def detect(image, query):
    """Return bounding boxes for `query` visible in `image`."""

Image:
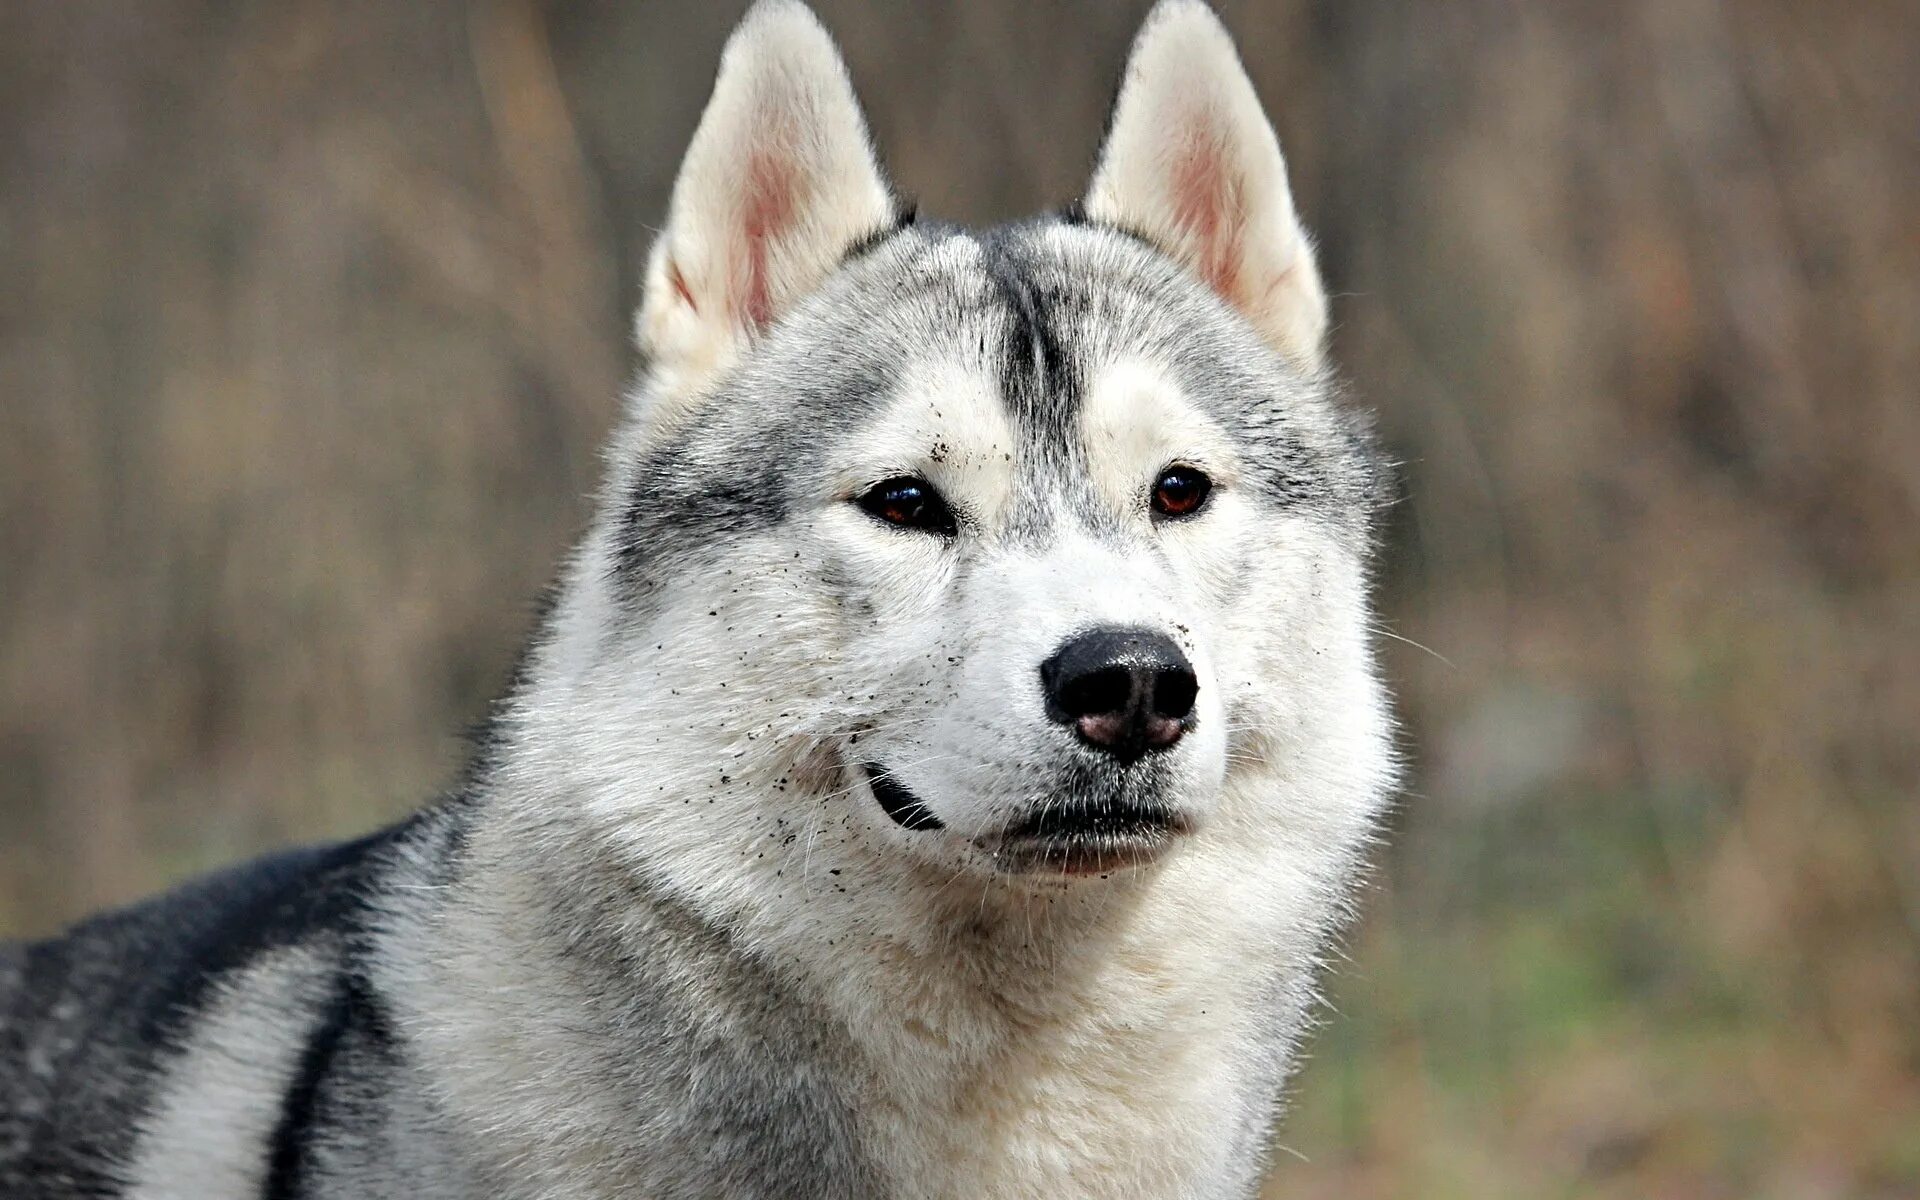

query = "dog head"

[534,1,1390,887]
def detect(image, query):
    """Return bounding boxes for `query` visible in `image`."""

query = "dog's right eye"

[854,476,958,536]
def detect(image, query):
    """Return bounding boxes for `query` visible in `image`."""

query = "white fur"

[1086,0,1328,368]
[126,947,331,1199]
[635,0,894,429]
[459,309,1390,1198]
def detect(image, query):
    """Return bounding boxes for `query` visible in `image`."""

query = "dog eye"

[1151,465,1212,518]
[854,476,957,536]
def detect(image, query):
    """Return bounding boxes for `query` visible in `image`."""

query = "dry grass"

[2,2,1915,1194]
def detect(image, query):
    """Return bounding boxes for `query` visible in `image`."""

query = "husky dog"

[0,2,1394,1196]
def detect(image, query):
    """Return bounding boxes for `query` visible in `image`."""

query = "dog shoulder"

[0,811,455,1196]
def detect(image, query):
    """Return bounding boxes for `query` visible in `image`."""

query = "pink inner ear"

[1169,123,1247,305]
[738,149,799,329]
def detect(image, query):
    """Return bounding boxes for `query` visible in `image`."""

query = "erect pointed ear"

[637,0,894,404]
[1084,0,1327,369]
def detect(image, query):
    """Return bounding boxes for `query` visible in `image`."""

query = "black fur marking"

[616,457,791,587]
[128,826,402,1056]
[612,350,900,597]
[977,228,1126,545]
[263,972,397,1199]
[979,233,1077,436]
[0,819,424,1197]
[975,232,1089,541]
[263,983,353,1198]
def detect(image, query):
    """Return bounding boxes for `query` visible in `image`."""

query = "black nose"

[1039,627,1198,762]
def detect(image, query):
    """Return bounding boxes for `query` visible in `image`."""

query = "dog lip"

[1000,800,1189,843]
[863,763,944,831]
[992,801,1192,876]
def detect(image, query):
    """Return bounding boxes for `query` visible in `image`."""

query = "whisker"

[1368,623,1454,668]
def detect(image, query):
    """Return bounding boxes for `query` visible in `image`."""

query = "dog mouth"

[995,800,1191,875]
[863,763,944,831]
[864,761,1188,876]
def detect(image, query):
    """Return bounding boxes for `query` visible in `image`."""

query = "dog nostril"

[1152,667,1198,721]
[1039,626,1197,761]
[1056,665,1134,722]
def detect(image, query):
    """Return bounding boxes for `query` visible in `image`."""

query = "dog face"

[547,1,1386,886]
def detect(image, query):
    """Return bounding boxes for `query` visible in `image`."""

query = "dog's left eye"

[854,476,958,536]
[1151,465,1213,518]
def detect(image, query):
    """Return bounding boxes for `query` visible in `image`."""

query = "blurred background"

[3,1,1916,1195]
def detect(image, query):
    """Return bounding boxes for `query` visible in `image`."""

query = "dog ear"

[637,0,894,407]
[1084,0,1327,369]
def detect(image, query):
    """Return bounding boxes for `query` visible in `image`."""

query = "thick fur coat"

[0,3,1396,1197]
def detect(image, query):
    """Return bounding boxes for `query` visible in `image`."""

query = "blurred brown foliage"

[2,2,1915,1195]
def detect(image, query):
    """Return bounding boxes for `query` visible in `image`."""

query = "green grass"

[1267,788,1920,1199]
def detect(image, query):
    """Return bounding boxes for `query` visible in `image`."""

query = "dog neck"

[440,764,1313,1198]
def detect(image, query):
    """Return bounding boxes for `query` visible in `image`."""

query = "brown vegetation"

[2,2,1914,1194]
